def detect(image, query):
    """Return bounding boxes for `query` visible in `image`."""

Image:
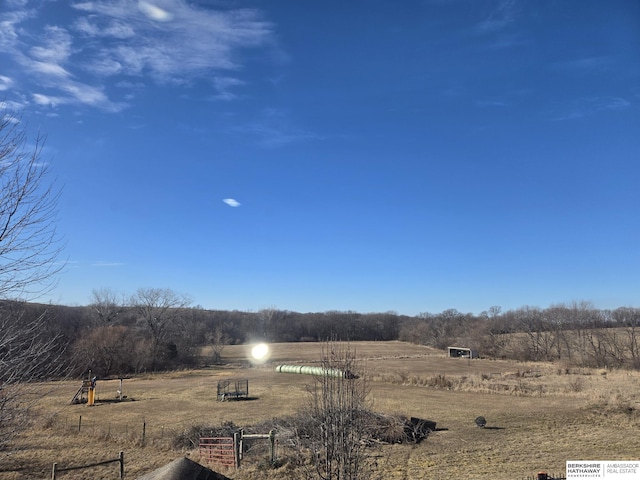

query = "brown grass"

[2,341,639,480]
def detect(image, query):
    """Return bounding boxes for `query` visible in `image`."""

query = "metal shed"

[447,346,479,359]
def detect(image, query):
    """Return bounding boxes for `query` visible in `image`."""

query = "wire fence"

[38,412,178,449]
[51,452,124,479]
[37,412,570,479]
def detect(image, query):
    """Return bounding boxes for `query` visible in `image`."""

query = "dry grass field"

[2,341,640,480]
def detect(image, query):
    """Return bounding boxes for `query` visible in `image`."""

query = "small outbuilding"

[447,346,479,359]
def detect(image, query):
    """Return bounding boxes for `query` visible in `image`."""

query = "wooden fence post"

[119,451,124,479]
[233,431,241,468]
[51,462,57,480]
[269,429,276,465]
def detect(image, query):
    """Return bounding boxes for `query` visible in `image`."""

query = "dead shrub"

[567,376,585,393]
[427,374,453,389]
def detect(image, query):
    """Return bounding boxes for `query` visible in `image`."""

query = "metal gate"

[199,437,237,468]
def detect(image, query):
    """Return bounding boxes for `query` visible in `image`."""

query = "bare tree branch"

[0,111,64,300]
[301,340,374,480]
[130,288,192,369]
[0,302,66,449]
[0,107,65,449]
[89,287,125,325]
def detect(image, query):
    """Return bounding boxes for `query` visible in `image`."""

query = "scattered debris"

[403,416,437,443]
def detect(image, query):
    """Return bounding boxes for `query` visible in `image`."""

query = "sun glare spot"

[251,343,269,360]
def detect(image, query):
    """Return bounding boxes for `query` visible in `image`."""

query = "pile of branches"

[174,411,436,452]
[366,412,436,444]
[249,411,435,446]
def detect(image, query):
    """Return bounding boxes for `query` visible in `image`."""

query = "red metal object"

[199,437,236,468]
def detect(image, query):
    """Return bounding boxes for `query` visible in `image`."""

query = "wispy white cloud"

[475,100,510,108]
[476,0,518,33]
[0,9,33,52]
[0,75,14,90]
[223,198,241,207]
[1,0,276,111]
[30,61,71,78]
[32,84,123,112]
[210,76,246,101]
[552,96,631,121]
[71,1,275,80]
[90,261,125,267]
[0,100,26,115]
[469,1,527,53]
[244,123,320,148]
[32,93,65,107]
[86,57,124,77]
[29,25,72,64]
[552,56,612,73]
[235,108,322,148]
[74,16,135,39]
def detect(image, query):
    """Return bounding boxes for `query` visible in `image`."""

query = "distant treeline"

[5,292,640,377]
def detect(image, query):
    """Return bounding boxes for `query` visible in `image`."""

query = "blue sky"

[1,0,639,315]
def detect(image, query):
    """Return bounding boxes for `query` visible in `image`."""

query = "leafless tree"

[72,325,138,377]
[258,307,286,340]
[206,324,229,364]
[130,287,192,369]
[89,287,125,326]
[583,328,624,369]
[0,111,64,299]
[302,341,374,480]
[613,307,640,369]
[512,306,553,361]
[0,109,64,449]
[0,303,65,448]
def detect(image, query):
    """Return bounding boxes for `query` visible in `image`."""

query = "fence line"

[39,412,569,479]
[51,451,124,479]
[43,414,150,444]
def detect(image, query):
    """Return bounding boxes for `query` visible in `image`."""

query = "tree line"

[8,293,640,379]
